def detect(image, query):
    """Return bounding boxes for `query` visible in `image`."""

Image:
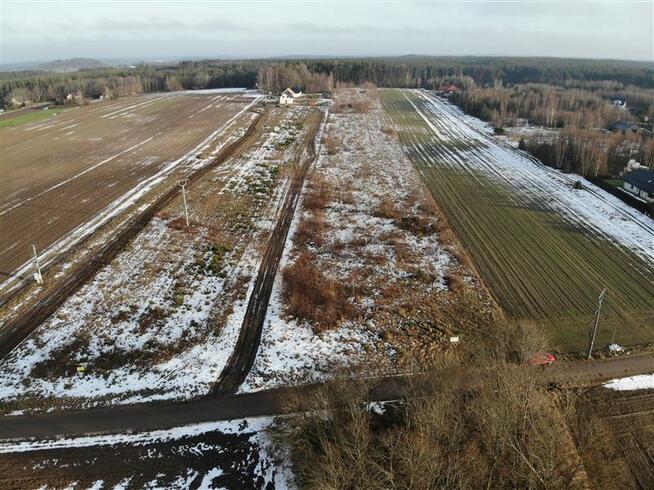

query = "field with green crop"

[381,89,654,352]
[0,108,68,128]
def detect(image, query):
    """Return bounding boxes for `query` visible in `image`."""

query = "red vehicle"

[529,352,556,367]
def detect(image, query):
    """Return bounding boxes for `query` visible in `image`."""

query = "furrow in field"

[381,88,654,351]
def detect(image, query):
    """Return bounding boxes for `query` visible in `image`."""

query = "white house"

[612,98,627,110]
[279,88,301,105]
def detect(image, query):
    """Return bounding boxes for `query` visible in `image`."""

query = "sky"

[1,1,652,64]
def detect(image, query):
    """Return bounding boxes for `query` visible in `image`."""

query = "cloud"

[2,1,651,63]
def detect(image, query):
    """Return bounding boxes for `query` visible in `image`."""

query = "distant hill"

[38,58,104,73]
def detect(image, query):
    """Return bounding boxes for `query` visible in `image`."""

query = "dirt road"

[212,109,325,394]
[0,354,651,441]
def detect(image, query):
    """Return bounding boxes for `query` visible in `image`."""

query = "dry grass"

[302,174,332,211]
[282,252,356,333]
[293,212,326,248]
[323,131,339,155]
[373,196,401,221]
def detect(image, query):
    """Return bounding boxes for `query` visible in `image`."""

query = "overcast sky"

[2,1,652,64]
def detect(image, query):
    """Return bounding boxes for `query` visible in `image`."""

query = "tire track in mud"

[0,108,267,360]
[211,109,326,395]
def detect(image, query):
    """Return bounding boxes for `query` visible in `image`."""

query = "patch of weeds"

[30,336,92,380]
[408,267,435,284]
[139,305,169,330]
[275,136,296,150]
[208,243,232,275]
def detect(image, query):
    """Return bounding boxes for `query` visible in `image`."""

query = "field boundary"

[0,108,266,360]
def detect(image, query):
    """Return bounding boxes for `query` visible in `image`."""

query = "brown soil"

[0,94,251,283]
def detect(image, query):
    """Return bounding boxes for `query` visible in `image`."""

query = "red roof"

[441,84,459,93]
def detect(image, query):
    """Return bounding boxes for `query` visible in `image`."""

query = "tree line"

[0,61,259,108]
[3,56,653,109]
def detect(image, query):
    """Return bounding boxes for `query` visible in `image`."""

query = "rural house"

[612,98,627,110]
[608,119,638,134]
[279,88,301,105]
[623,167,654,202]
[439,83,460,95]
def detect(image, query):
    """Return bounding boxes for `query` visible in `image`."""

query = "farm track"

[381,89,654,350]
[0,94,252,294]
[0,352,651,441]
[0,108,266,360]
[212,109,325,394]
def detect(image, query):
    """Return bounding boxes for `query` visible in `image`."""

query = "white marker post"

[31,244,43,284]
[178,179,190,227]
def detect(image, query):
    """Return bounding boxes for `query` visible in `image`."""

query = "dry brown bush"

[293,212,325,247]
[166,217,188,230]
[324,132,339,155]
[282,252,355,333]
[303,175,332,211]
[381,125,398,140]
[373,196,400,221]
[443,272,465,293]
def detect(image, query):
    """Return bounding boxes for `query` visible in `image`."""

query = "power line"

[587,288,607,360]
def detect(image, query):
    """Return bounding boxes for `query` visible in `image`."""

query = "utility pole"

[178,179,189,227]
[587,288,607,360]
[31,244,43,284]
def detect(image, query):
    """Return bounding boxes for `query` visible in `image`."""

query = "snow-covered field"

[0,107,312,412]
[241,91,490,393]
[414,90,654,263]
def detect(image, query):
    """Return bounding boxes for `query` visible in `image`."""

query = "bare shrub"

[471,320,549,364]
[278,357,584,489]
